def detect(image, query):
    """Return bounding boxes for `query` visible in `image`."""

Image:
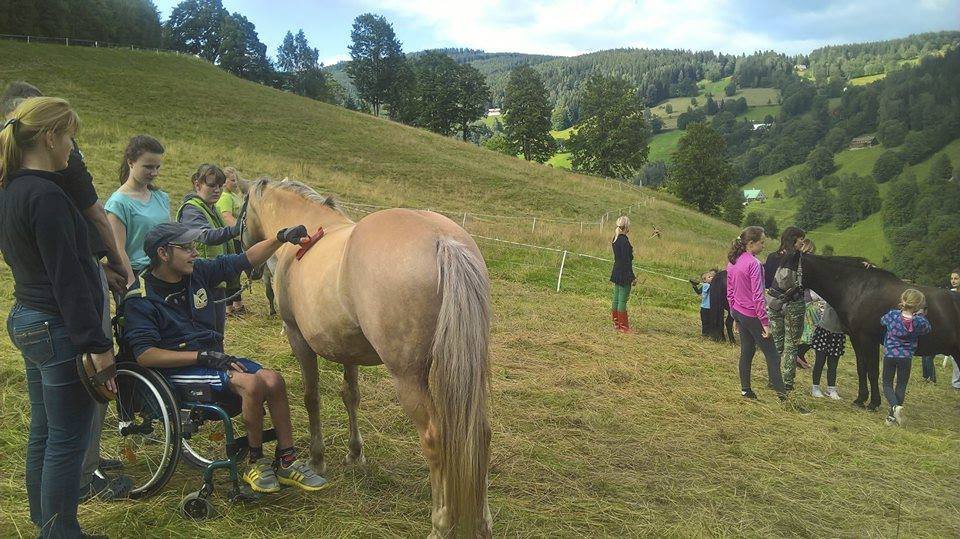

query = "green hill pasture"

[744,139,960,263]
[1,41,959,538]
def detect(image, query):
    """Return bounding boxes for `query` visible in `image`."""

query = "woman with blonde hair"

[216,166,247,315]
[0,97,114,538]
[609,215,637,333]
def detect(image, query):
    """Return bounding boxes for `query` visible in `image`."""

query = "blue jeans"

[7,304,94,538]
[921,355,936,382]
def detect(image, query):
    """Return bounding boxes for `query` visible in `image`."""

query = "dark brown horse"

[711,254,960,410]
[799,254,960,410]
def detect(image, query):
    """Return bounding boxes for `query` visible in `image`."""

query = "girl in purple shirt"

[726,226,787,399]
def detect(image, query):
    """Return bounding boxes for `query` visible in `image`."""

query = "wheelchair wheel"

[181,413,260,468]
[181,426,232,468]
[101,363,181,499]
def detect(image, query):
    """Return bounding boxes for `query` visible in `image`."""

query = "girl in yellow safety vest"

[176,163,241,335]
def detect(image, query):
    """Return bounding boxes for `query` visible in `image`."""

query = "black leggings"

[812,350,839,386]
[731,310,785,393]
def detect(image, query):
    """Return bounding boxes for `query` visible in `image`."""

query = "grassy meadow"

[1,41,960,538]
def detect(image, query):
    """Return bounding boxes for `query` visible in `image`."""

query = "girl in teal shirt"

[105,135,169,277]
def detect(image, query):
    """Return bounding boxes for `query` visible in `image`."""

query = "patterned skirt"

[811,326,845,357]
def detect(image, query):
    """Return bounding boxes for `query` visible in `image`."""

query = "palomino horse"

[241,178,492,537]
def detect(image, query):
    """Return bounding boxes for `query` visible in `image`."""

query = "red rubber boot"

[617,311,634,334]
[611,309,619,329]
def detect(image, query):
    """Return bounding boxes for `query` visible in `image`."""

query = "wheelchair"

[101,306,275,519]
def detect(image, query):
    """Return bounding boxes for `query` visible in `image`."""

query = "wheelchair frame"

[110,309,275,519]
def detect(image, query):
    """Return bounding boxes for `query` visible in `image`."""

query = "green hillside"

[2,41,959,538]
[743,139,960,262]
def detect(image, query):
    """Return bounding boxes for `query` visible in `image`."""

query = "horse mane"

[812,254,899,280]
[254,177,344,214]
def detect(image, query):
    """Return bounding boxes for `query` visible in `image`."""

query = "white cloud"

[362,0,772,55]
[358,0,958,56]
[322,54,351,67]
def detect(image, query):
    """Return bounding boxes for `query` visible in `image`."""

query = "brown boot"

[617,311,634,333]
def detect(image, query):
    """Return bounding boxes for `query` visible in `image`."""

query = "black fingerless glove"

[277,225,309,244]
[197,350,238,370]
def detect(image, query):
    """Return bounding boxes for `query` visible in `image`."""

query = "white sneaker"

[893,405,904,426]
[811,385,825,398]
[826,386,841,400]
[884,415,896,427]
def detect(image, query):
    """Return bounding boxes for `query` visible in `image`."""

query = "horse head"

[240,178,271,251]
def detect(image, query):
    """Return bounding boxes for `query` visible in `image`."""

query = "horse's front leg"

[284,322,326,474]
[865,340,882,411]
[340,364,365,465]
[849,335,869,408]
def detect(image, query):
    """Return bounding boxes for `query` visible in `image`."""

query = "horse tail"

[429,236,491,535]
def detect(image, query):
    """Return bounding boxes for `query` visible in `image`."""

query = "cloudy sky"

[153,0,959,65]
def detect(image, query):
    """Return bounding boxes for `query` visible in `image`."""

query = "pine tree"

[346,13,405,116]
[502,64,555,162]
[453,64,490,141]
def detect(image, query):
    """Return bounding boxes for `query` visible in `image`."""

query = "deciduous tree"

[568,75,648,178]
[668,123,731,214]
[347,13,405,116]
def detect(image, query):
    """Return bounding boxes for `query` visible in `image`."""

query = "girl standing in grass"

[880,289,932,426]
[105,135,169,280]
[921,268,959,385]
[215,166,247,316]
[809,290,845,400]
[609,215,636,333]
[764,226,806,390]
[726,226,786,399]
[690,269,717,337]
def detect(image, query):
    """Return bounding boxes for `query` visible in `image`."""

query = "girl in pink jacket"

[726,226,787,400]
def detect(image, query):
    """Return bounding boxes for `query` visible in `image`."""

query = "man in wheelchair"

[122,222,328,493]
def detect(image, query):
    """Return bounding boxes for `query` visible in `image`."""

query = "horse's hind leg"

[393,376,450,538]
[341,364,365,465]
[284,322,326,474]
[863,339,882,411]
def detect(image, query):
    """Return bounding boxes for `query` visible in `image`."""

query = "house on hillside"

[849,135,878,149]
[486,108,501,117]
[795,64,807,71]
[752,122,772,131]
[743,189,765,203]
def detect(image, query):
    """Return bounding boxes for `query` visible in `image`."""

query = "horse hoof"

[311,460,327,476]
[343,453,366,466]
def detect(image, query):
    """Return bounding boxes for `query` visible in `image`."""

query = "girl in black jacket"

[610,216,637,333]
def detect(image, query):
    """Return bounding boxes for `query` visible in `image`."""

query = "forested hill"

[805,31,960,81]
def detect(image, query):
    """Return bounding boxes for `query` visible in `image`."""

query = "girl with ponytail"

[726,226,788,400]
[104,135,169,278]
[609,215,637,333]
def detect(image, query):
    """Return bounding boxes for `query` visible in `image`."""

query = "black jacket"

[0,169,112,353]
[610,234,636,286]
[763,251,782,289]
[50,143,107,258]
